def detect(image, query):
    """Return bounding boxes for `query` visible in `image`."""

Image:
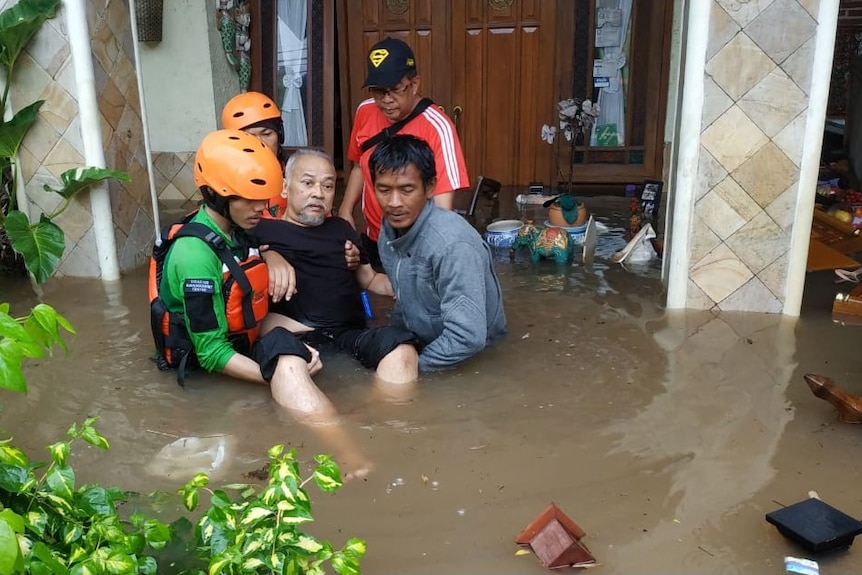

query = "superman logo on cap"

[369,49,389,68]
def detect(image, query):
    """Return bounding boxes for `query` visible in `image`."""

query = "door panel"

[338,0,671,187]
[452,0,555,186]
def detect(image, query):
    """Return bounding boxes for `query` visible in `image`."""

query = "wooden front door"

[337,1,672,187]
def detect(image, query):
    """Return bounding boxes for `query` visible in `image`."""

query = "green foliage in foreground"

[0,302,366,573]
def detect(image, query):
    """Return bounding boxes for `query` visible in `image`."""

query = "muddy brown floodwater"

[2,194,862,574]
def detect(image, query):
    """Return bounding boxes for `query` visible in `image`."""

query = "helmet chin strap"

[201,187,236,227]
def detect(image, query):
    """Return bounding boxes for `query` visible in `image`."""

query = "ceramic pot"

[548,202,588,227]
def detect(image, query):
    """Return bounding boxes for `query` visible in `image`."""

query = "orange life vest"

[148,212,269,385]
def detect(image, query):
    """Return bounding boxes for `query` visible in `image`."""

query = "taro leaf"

[76,485,115,516]
[45,464,75,501]
[43,167,130,200]
[0,100,42,158]
[0,463,30,493]
[0,339,27,393]
[0,0,60,72]
[0,518,22,575]
[5,211,64,285]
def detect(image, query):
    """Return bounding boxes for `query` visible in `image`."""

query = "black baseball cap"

[363,37,417,88]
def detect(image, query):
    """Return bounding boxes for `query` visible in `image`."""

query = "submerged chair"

[455,175,501,218]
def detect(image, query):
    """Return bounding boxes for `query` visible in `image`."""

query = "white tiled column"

[667,0,839,314]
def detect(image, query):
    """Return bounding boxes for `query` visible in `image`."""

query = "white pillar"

[64,0,119,281]
[665,1,710,309]
[783,0,840,315]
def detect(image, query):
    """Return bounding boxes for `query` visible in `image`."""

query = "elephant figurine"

[529,226,574,264]
[509,220,540,254]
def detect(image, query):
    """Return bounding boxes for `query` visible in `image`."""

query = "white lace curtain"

[277,0,308,146]
[590,0,632,147]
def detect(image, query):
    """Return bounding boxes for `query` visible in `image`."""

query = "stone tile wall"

[10,0,154,277]
[688,0,821,311]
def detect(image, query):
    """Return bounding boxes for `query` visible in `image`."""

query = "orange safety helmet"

[193,129,282,201]
[221,92,281,131]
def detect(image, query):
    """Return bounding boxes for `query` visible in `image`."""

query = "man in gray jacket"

[370,134,507,371]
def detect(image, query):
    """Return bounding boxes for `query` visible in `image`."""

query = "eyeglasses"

[368,81,412,99]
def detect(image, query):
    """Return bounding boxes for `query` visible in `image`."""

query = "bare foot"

[340,456,374,483]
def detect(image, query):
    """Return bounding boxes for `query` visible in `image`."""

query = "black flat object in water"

[766,498,862,553]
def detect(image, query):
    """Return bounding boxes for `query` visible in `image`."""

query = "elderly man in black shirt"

[249,148,419,385]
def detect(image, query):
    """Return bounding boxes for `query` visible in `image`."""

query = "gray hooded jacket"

[379,200,507,371]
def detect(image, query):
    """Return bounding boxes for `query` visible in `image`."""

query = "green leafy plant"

[0,418,173,574]
[180,445,365,575]
[0,302,73,394]
[0,0,131,283]
[1,301,366,574]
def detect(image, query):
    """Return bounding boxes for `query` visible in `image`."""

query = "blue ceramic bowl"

[484,220,523,248]
[544,220,588,243]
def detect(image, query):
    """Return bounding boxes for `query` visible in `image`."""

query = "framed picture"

[640,180,663,227]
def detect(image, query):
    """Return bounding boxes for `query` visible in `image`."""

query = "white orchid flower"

[541,124,557,144]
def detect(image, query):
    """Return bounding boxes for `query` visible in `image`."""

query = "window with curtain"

[277,0,308,147]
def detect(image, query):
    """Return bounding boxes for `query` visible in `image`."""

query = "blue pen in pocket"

[360,290,374,319]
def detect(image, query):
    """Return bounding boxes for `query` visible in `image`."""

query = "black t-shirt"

[249,217,368,329]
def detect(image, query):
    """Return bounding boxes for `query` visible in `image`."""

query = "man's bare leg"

[376,343,418,384]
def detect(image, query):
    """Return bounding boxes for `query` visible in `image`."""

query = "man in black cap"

[337,37,469,270]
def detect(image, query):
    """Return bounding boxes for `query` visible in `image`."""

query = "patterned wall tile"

[43,138,85,179]
[746,0,816,64]
[781,36,815,95]
[696,176,763,239]
[708,2,741,62]
[691,243,754,303]
[716,0,777,28]
[691,217,723,264]
[707,33,776,100]
[54,198,94,245]
[22,118,61,165]
[99,77,126,129]
[59,226,100,278]
[725,211,788,274]
[797,0,819,17]
[687,278,719,310]
[731,142,799,208]
[738,68,808,137]
[39,82,77,135]
[717,276,783,312]
[764,183,800,231]
[772,111,807,167]
[696,147,728,200]
[702,76,734,130]
[27,18,69,78]
[702,106,769,172]
[759,251,790,300]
